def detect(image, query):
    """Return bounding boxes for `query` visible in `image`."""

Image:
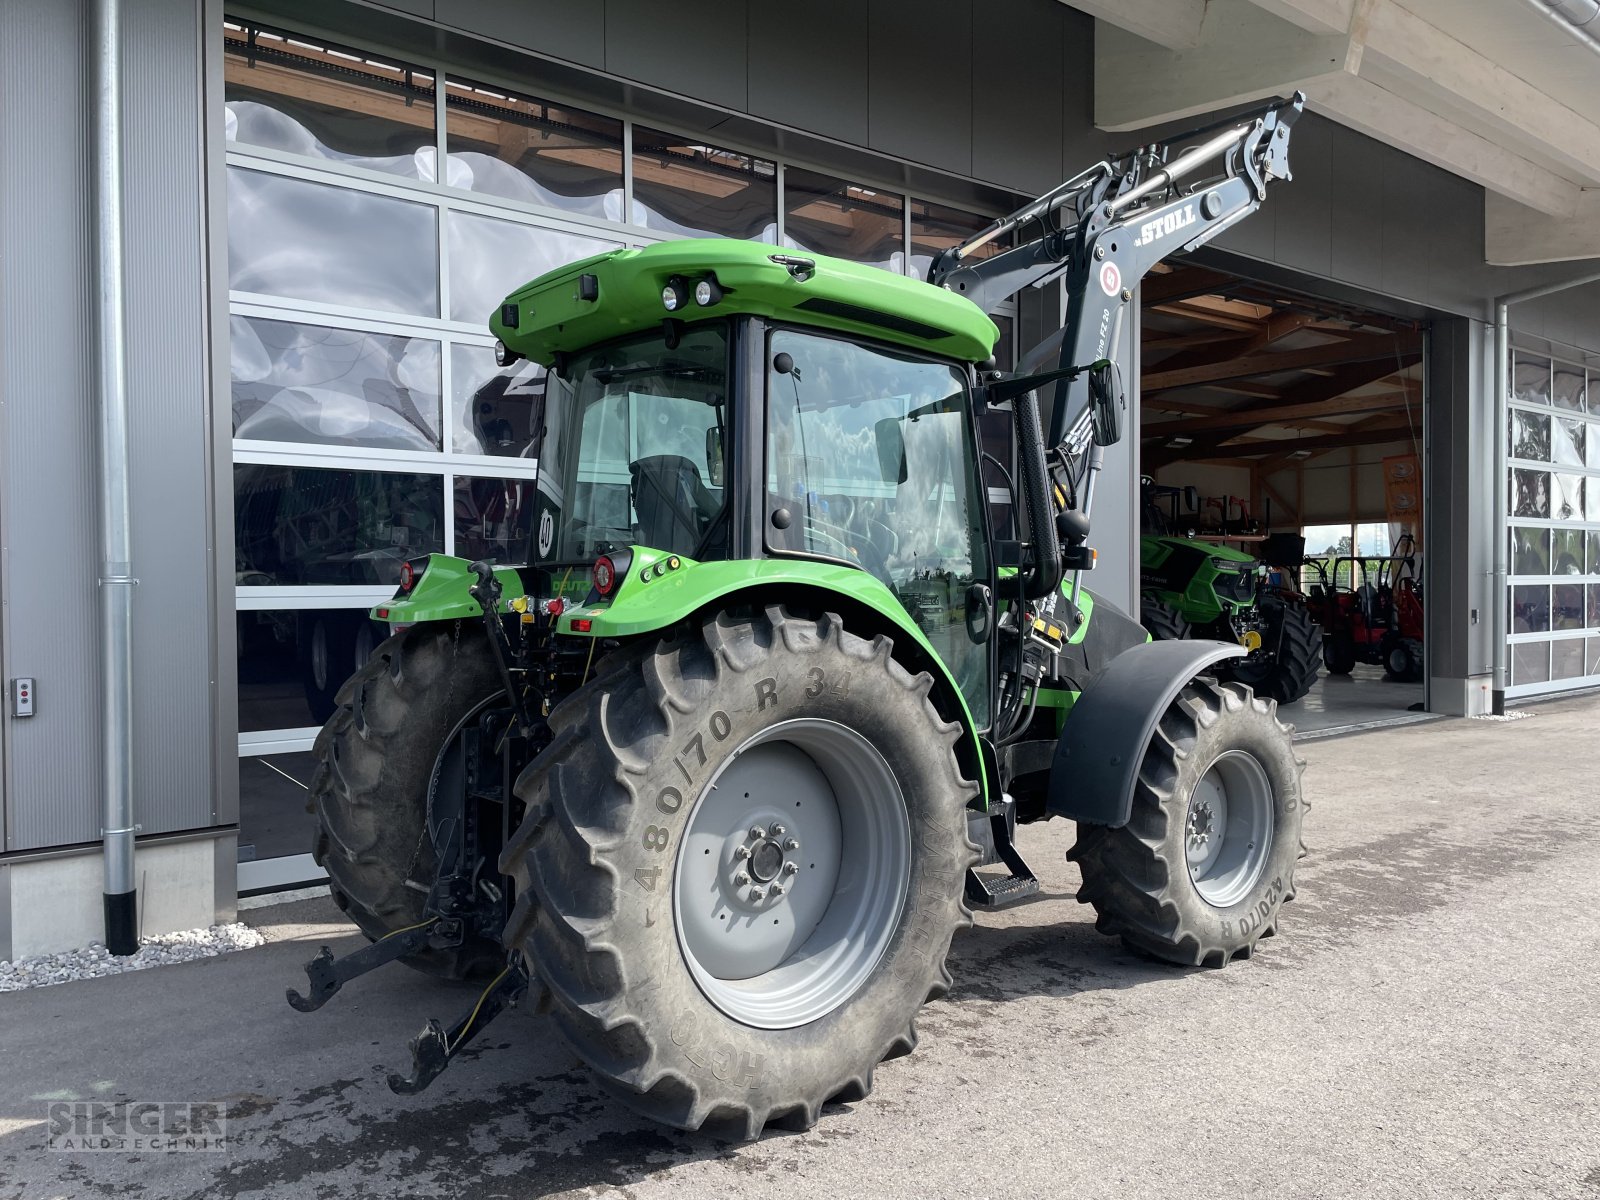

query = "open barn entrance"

[1139,263,1429,734]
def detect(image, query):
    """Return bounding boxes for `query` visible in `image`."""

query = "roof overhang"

[1068,0,1600,265]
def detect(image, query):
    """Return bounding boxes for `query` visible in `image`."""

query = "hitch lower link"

[286,919,530,1095]
[387,964,528,1095]
[286,919,457,1012]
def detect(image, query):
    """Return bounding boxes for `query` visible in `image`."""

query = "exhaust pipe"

[90,0,138,956]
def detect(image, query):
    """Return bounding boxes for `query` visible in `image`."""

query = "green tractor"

[290,96,1310,1136]
[1139,482,1321,705]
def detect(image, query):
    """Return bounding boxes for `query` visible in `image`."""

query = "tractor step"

[966,869,1041,907]
[965,795,1040,908]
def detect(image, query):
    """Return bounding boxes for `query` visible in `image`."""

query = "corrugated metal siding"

[122,0,217,836]
[0,0,215,851]
[0,0,103,851]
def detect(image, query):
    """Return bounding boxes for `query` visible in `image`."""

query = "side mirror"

[874,417,908,484]
[1088,360,1124,447]
[706,426,725,487]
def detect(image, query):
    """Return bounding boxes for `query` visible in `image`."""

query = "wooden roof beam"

[1143,332,1422,392]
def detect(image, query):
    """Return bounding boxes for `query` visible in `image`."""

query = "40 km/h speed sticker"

[537,509,555,557]
[1099,261,1122,297]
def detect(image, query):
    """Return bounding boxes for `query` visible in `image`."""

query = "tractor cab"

[492,239,1002,725]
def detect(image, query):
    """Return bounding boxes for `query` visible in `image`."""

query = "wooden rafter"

[1143,332,1423,393]
[1141,386,1421,439]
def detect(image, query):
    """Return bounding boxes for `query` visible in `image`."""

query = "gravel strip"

[0,923,266,992]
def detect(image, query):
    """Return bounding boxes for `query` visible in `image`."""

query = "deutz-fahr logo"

[1133,202,1197,247]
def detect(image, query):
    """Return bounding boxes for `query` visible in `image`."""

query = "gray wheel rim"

[674,718,911,1030]
[1185,749,1275,908]
[1388,645,1409,674]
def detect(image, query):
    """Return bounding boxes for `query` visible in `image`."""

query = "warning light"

[572,618,593,633]
[375,607,390,619]
[593,555,617,596]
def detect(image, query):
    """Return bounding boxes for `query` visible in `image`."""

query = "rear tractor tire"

[502,607,978,1137]
[1069,678,1307,967]
[1139,595,1191,643]
[309,623,507,980]
[1224,600,1321,705]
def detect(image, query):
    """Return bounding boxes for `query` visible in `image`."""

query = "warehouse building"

[1,0,1598,957]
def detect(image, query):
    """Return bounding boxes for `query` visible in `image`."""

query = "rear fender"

[1046,639,1247,826]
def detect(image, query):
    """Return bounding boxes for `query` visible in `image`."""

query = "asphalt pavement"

[2,696,1598,1200]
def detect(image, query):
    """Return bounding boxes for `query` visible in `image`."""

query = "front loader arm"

[929,93,1304,445]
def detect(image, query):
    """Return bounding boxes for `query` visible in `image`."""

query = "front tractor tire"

[1069,678,1307,967]
[502,608,978,1137]
[309,623,506,980]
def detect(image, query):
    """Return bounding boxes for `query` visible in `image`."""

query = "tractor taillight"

[399,557,428,592]
[593,555,617,596]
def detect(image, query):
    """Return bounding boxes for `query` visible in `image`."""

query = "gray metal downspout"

[1491,270,1600,715]
[1524,0,1600,55]
[90,0,138,955]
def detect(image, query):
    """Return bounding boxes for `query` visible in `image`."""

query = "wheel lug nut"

[771,824,786,837]
[770,884,784,896]
[750,887,765,901]
[782,861,799,876]
[749,826,766,840]
[734,845,751,859]
[784,838,800,851]
[734,871,750,885]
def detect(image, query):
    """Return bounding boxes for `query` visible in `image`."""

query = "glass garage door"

[221,17,1014,888]
[1505,347,1600,698]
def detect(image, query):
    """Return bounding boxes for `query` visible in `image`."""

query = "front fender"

[1046,639,1247,826]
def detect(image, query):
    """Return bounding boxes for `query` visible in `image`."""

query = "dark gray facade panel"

[747,0,869,147]
[604,0,748,114]
[123,0,217,836]
[1062,16,1108,171]
[369,0,433,19]
[1,0,104,851]
[1378,151,1440,303]
[971,0,1068,195]
[1272,112,1332,280]
[1424,318,1483,681]
[1319,115,1388,298]
[1514,282,1600,354]
[434,0,605,68]
[867,0,972,177]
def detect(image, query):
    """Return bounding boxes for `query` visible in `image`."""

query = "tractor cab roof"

[489,238,999,367]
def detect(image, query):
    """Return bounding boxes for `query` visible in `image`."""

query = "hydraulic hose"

[1014,388,1064,599]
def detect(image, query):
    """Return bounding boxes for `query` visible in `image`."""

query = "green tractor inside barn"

[1139,481,1322,705]
[290,95,1310,1136]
